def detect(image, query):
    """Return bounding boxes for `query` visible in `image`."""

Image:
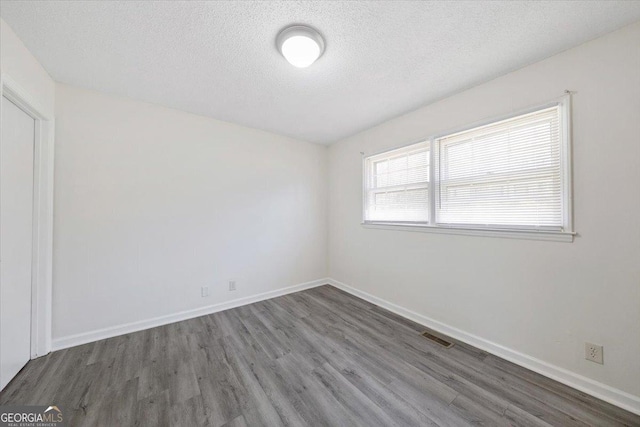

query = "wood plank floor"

[1,285,638,426]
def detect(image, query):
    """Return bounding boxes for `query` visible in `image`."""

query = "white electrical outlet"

[229,280,236,291]
[201,286,209,297]
[585,343,603,364]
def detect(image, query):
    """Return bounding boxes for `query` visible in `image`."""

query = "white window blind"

[435,106,564,230]
[364,142,429,223]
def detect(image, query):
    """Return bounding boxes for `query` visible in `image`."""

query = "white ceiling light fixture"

[276,25,325,68]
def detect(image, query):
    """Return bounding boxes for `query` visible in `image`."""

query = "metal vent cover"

[421,331,454,348]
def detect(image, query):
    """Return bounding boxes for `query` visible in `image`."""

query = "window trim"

[361,95,574,242]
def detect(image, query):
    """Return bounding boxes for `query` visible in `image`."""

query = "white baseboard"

[51,278,329,352]
[327,278,640,416]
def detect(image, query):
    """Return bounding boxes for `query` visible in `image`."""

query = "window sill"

[361,222,575,242]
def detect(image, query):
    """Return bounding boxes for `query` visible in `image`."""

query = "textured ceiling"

[2,1,640,144]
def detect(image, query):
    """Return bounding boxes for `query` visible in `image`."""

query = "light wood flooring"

[1,285,638,426]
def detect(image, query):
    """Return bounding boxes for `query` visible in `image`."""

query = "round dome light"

[276,25,325,68]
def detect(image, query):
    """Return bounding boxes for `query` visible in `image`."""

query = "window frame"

[361,95,574,242]
[363,141,431,225]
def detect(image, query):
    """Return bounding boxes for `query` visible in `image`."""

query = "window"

[363,99,572,240]
[364,142,429,223]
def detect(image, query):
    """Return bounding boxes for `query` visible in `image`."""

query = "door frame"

[1,73,54,359]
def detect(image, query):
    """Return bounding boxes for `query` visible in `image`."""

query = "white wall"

[53,84,328,341]
[328,21,640,408]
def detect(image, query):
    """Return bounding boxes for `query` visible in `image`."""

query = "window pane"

[368,188,429,222]
[364,142,429,223]
[435,106,563,229]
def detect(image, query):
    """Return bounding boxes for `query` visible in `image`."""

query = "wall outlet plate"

[201,286,209,297]
[229,280,236,291]
[585,342,603,364]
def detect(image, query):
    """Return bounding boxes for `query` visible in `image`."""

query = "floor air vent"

[421,331,454,348]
